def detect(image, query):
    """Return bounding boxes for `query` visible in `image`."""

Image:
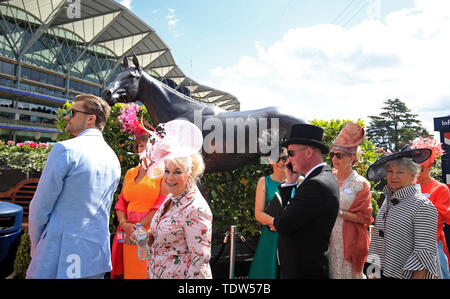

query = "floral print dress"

[148,186,213,279]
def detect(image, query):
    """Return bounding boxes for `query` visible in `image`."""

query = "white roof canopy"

[0,0,240,111]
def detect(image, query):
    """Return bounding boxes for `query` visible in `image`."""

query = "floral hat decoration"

[118,104,204,178]
[411,137,445,168]
[118,104,148,138]
[118,104,162,172]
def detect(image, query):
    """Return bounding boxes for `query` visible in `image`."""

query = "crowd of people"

[24,94,450,279]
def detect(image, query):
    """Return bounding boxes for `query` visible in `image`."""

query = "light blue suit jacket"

[26,129,121,279]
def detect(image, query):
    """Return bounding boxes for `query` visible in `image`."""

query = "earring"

[186,176,194,189]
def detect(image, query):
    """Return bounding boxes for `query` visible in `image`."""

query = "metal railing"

[211,225,255,279]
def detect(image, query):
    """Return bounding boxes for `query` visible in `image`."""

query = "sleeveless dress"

[329,170,366,279]
[122,166,162,279]
[248,176,282,279]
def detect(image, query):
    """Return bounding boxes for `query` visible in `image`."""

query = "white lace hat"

[141,119,203,178]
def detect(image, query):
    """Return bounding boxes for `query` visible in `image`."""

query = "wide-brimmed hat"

[367,145,432,181]
[282,123,329,154]
[332,122,365,154]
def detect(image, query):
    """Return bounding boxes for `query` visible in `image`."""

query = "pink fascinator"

[411,137,445,168]
[141,119,204,178]
[118,104,147,137]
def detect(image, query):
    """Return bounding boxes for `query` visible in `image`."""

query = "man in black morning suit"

[271,123,339,279]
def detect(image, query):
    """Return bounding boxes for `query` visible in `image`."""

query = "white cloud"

[166,8,181,37]
[207,0,450,137]
[119,0,132,9]
[168,19,179,29]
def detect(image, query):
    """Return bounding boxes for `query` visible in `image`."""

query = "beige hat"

[332,122,365,154]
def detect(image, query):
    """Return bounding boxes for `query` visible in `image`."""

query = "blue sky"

[119,0,449,137]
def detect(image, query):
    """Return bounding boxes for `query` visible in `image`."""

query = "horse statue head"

[103,54,142,106]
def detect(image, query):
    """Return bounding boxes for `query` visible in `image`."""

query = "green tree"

[367,99,430,152]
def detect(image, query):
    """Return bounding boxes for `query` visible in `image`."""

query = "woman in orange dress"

[412,137,450,278]
[111,134,167,279]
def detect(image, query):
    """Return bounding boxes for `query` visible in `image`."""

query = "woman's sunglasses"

[329,152,348,160]
[277,155,289,163]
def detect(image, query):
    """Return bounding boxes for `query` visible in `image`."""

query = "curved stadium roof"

[0,0,240,111]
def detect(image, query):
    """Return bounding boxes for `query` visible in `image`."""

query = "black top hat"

[367,145,432,181]
[282,123,329,154]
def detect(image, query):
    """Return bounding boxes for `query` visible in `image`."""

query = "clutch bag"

[265,191,284,217]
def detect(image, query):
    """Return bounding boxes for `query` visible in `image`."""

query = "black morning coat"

[273,164,340,279]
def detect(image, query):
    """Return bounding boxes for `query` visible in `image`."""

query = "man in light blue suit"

[26,94,121,279]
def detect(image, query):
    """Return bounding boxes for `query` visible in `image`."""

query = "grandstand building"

[0,0,239,143]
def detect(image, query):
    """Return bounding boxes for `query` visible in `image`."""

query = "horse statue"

[103,54,307,172]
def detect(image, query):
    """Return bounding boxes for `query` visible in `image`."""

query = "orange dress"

[420,179,450,267]
[122,166,162,279]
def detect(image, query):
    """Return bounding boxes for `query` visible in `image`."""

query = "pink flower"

[27,142,38,148]
[17,142,34,148]
[118,104,147,137]
[38,143,50,149]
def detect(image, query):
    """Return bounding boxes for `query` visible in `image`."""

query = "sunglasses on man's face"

[287,148,308,157]
[66,108,91,119]
[329,152,348,160]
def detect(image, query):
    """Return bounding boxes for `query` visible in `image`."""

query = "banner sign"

[434,116,450,185]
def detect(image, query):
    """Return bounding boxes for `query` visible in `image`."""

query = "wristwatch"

[339,210,343,216]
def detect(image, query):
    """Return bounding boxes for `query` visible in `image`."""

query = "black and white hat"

[367,145,431,181]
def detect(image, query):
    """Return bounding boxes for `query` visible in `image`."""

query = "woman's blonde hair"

[166,152,205,181]
[352,147,362,166]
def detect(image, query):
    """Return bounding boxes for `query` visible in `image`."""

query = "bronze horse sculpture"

[103,54,307,172]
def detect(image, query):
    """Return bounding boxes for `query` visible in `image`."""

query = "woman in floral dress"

[146,120,213,279]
